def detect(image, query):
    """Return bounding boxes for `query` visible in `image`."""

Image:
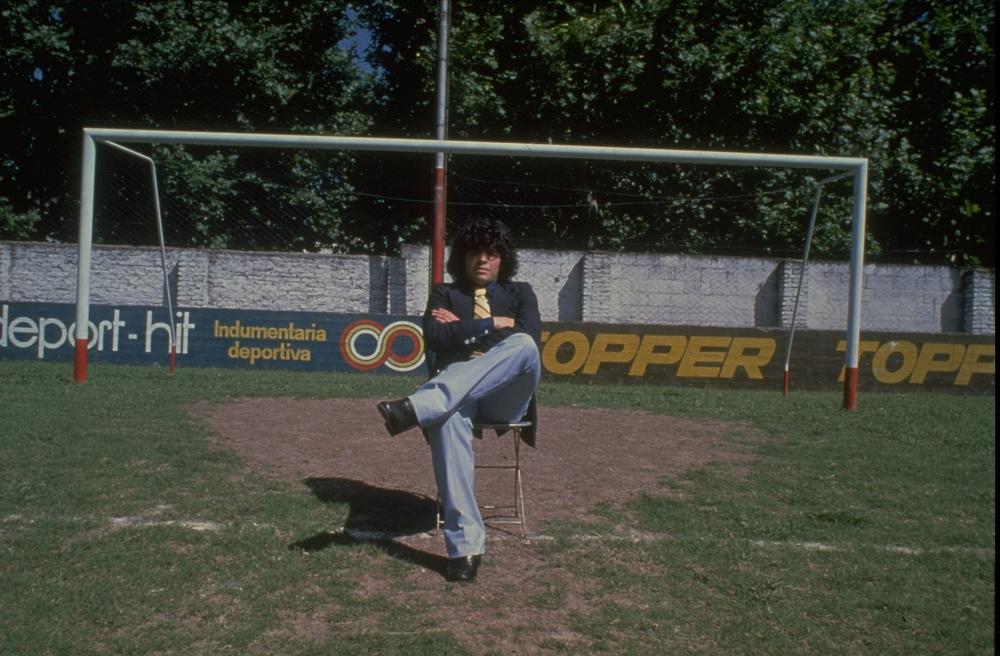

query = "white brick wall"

[0,243,11,301]
[805,261,964,332]
[1,242,182,306]
[593,252,780,328]
[964,270,995,335]
[201,250,370,312]
[517,249,583,322]
[1,240,993,335]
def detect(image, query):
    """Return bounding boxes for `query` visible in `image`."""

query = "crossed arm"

[422,283,540,358]
[430,307,515,329]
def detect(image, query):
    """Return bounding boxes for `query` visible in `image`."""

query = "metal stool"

[436,420,531,537]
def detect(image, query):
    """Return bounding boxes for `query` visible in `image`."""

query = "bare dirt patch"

[195,398,757,653]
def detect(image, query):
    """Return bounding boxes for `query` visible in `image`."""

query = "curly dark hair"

[445,217,519,283]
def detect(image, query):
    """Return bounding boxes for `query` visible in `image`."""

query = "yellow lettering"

[872,341,918,384]
[720,337,776,380]
[541,331,590,375]
[677,336,731,378]
[583,333,641,375]
[910,343,965,384]
[628,335,687,376]
[955,344,995,385]
[836,340,880,382]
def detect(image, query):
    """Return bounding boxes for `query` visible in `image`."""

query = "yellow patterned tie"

[473,287,491,319]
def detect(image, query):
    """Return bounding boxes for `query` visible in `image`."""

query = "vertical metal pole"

[74,133,97,383]
[782,185,821,396]
[149,161,177,374]
[843,160,869,410]
[431,0,450,285]
[783,172,849,396]
[104,141,177,372]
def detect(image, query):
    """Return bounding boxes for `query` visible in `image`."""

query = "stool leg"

[514,430,527,537]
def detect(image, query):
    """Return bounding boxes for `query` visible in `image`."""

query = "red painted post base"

[782,370,790,396]
[432,166,447,285]
[73,338,88,383]
[842,367,859,411]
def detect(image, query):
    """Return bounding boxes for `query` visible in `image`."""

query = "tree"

[359,0,994,264]
[875,0,995,265]
[1,0,374,250]
[3,0,993,264]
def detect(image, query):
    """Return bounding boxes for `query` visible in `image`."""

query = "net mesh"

[91,143,856,259]
[75,140,871,331]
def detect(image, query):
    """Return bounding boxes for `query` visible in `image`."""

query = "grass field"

[0,360,994,655]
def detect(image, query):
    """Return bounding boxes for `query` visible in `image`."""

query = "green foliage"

[361,0,993,263]
[2,0,373,250]
[0,196,41,239]
[2,0,993,263]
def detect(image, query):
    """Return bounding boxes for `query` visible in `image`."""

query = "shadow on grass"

[290,477,447,578]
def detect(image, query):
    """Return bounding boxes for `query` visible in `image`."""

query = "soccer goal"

[72,127,869,408]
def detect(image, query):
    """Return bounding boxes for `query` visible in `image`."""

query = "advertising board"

[1,302,993,393]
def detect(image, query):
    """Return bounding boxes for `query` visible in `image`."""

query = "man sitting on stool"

[377,217,541,583]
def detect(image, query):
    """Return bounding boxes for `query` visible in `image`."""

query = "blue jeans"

[408,333,541,558]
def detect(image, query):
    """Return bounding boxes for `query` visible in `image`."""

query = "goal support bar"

[73,128,868,409]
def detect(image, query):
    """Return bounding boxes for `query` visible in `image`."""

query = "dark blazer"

[422,280,541,446]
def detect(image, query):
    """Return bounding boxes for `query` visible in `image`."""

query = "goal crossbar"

[73,128,869,408]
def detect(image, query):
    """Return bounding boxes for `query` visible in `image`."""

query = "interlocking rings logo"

[339,320,425,372]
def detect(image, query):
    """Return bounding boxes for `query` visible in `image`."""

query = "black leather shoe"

[445,554,482,583]
[376,398,418,436]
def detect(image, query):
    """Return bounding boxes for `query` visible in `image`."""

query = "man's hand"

[432,307,513,330]
[431,307,460,323]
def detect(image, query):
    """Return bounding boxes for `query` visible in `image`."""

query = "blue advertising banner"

[0,302,426,375]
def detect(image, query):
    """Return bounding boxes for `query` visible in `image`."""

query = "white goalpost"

[72,127,869,409]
